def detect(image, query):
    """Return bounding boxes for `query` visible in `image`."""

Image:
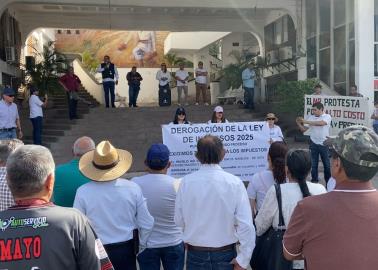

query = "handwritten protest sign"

[162,122,270,180]
[304,95,370,135]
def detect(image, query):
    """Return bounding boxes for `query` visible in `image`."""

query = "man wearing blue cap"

[132,144,184,270]
[0,87,22,139]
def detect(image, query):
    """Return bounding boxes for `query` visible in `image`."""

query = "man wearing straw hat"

[74,141,154,270]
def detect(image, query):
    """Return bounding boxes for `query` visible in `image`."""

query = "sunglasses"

[178,113,185,115]
[267,118,275,120]
[7,95,15,97]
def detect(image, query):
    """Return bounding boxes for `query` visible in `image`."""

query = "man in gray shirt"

[0,145,113,270]
[132,144,184,270]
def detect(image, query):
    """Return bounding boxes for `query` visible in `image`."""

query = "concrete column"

[297,0,307,81]
[355,0,374,101]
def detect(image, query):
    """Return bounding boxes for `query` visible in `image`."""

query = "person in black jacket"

[126,66,143,107]
[96,55,119,108]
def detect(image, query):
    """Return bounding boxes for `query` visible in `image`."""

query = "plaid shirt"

[0,167,15,211]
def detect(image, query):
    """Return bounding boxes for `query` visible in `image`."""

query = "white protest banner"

[162,122,270,180]
[304,95,370,135]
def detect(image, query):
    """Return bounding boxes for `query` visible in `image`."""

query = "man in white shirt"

[175,135,255,270]
[74,140,154,270]
[175,63,189,106]
[195,61,209,105]
[29,86,48,145]
[156,63,172,107]
[132,144,184,270]
[296,102,332,184]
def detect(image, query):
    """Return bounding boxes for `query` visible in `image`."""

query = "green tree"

[164,53,180,72]
[26,41,68,95]
[276,78,319,115]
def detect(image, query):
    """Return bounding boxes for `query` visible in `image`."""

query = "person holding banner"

[349,84,363,97]
[263,113,284,144]
[171,107,190,124]
[175,135,255,270]
[208,106,229,123]
[312,84,325,96]
[296,102,332,184]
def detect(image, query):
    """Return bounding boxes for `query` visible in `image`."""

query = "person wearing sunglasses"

[170,107,190,125]
[0,87,22,139]
[208,106,229,123]
[264,113,284,144]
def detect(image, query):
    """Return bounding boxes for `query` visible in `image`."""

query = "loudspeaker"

[159,88,171,107]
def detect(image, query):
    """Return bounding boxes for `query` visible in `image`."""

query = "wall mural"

[55,30,169,69]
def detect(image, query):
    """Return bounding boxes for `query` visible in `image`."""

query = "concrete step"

[45,119,77,125]
[24,135,59,143]
[43,129,65,136]
[43,123,72,130]
[22,140,51,148]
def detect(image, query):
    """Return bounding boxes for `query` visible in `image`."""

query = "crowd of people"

[0,122,378,270]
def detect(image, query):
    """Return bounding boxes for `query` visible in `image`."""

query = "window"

[319,48,331,86]
[307,37,317,78]
[334,26,346,86]
[306,0,316,38]
[319,0,331,49]
[334,0,346,27]
[375,0,378,76]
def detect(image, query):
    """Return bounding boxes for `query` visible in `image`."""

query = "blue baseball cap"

[3,87,15,96]
[146,144,170,169]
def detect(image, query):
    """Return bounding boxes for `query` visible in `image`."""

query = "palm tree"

[26,41,68,95]
[164,53,180,72]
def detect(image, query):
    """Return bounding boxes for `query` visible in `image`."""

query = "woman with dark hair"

[170,107,190,124]
[207,106,229,123]
[255,149,326,270]
[247,142,288,216]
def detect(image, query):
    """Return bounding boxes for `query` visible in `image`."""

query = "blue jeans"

[186,248,236,270]
[309,140,331,183]
[103,81,115,108]
[66,92,78,119]
[0,129,16,139]
[137,242,184,270]
[129,84,140,107]
[244,87,254,109]
[373,124,378,134]
[30,116,43,145]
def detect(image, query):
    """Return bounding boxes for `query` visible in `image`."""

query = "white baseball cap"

[214,106,224,113]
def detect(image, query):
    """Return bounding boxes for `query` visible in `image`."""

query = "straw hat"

[79,141,132,182]
[266,113,278,122]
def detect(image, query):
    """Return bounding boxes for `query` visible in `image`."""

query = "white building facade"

[0,0,376,103]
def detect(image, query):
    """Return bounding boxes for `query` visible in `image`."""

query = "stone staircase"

[48,104,266,172]
[20,89,99,147]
